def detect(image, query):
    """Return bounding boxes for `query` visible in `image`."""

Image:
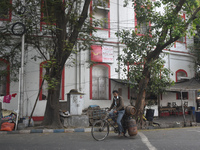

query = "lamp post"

[11,2,26,119]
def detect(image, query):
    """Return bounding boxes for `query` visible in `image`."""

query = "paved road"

[0,127,200,150]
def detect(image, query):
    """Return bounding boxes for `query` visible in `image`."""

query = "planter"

[145,109,155,121]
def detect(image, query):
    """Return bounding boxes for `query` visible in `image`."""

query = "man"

[108,90,125,136]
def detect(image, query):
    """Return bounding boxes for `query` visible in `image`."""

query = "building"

[0,0,197,120]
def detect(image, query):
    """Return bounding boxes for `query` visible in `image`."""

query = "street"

[0,127,200,150]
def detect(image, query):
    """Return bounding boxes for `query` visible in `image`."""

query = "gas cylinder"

[125,106,137,116]
[127,118,138,136]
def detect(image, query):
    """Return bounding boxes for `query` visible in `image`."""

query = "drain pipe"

[75,44,78,90]
[79,45,82,92]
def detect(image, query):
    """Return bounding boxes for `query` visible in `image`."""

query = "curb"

[0,128,92,134]
[1,122,200,134]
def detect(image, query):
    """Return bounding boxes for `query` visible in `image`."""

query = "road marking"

[187,130,200,132]
[138,132,157,150]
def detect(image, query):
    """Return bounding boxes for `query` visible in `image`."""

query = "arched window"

[90,64,111,100]
[0,59,10,96]
[39,61,65,100]
[176,69,188,100]
[176,69,187,82]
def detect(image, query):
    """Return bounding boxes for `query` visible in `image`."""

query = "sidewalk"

[0,114,199,134]
[148,114,198,129]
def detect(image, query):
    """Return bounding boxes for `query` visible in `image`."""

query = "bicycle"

[91,111,125,141]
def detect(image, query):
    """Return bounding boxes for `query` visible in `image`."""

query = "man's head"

[112,90,119,98]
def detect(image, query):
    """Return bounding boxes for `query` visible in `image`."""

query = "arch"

[175,69,188,82]
[175,69,188,100]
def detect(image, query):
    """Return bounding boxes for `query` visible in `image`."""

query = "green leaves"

[117,0,200,97]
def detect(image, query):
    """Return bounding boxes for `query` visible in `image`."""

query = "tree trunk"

[135,64,150,128]
[42,0,92,128]
[42,68,63,128]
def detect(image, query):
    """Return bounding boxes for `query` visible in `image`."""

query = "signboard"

[102,46,113,63]
[91,45,113,63]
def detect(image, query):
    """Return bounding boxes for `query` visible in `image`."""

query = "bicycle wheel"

[91,120,109,141]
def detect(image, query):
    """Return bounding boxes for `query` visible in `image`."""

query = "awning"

[110,78,136,85]
[167,78,200,92]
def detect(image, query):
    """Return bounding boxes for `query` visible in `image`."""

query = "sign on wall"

[91,45,113,63]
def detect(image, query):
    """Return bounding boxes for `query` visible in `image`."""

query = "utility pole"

[20,0,25,119]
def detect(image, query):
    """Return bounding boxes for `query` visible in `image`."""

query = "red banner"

[91,45,102,62]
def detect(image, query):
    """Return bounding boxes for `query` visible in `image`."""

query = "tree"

[118,0,200,125]
[0,0,106,128]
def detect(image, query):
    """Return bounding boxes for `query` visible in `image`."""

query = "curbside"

[0,128,87,134]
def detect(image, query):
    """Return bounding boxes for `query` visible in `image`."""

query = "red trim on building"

[32,116,44,121]
[0,58,10,95]
[134,7,151,36]
[39,62,45,100]
[90,0,111,38]
[163,49,193,56]
[174,13,187,48]
[175,69,188,100]
[108,1,110,38]
[40,0,65,31]
[160,111,188,117]
[90,63,111,100]
[6,62,10,95]
[0,0,12,21]
[61,68,65,100]
[175,69,188,82]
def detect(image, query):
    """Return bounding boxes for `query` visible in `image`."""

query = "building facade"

[0,0,196,119]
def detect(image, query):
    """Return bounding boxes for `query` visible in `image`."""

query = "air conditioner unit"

[179,77,190,80]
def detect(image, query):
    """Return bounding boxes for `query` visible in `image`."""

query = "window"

[39,61,65,100]
[90,0,110,32]
[176,14,186,44]
[40,0,57,30]
[176,69,188,100]
[0,59,10,96]
[90,64,111,100]
[176,92,188,100]
[135,21,149,35]
[176,69,187,82]
[177,36,186,43]
[134,6,151,36]
[0,0,12,21]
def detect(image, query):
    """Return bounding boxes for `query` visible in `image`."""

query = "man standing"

[108,90,125,136]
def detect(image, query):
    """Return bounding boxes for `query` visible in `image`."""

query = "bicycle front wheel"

[91,120,109,141]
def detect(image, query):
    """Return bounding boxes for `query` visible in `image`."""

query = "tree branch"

[61,0,91,66]
[148,0,199,61]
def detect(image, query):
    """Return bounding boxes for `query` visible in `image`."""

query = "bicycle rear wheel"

[91,120,109,141]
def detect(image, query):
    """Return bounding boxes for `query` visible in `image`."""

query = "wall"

[0,0,197,117]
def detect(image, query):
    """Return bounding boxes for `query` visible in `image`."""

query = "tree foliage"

[119,0,200,125]
[0,0,107,128]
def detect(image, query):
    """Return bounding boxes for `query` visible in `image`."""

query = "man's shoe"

[122,133,127,137]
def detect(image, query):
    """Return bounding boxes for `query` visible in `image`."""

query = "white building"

[0,0,196,120]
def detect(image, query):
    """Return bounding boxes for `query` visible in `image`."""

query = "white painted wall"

[1,0,197,117]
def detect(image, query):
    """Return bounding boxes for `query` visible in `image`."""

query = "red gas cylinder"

[127,118,138,136]
[125,106,137,116]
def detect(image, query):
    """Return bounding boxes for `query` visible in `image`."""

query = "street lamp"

[11,4,26,129]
